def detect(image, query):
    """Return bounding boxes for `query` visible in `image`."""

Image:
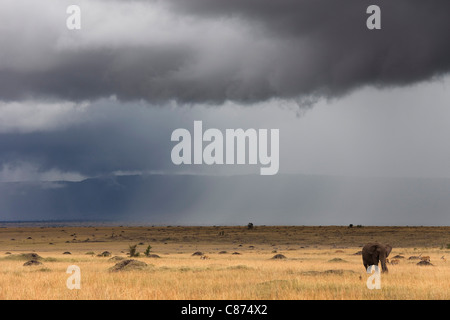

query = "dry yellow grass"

[0,225,449,300]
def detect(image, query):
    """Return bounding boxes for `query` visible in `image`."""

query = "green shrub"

[144,245,152,257]
[128,244,139,257]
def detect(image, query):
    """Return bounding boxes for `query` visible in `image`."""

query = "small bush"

[128,244,139,257]
[144,245,152,257]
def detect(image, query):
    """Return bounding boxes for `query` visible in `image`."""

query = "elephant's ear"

[385,244,392,257]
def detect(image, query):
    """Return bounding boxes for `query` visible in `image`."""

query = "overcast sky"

[1,1,450,224]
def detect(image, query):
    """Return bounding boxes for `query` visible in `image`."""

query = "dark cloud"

[1,0,449,104]
[166,0,450,91]
[0,47,193,102]
[0,102,178,178]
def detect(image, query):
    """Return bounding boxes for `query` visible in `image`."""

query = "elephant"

[362,243,392,273]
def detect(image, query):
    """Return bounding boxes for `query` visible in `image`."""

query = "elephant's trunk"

[379,253,389,273]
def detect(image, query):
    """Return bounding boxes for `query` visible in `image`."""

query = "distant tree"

[348,224,353,228]
[144,245,152,257]
[247,223,254,230]
[128,244,139,257]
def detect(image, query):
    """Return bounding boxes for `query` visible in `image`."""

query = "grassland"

[0,225,449,300]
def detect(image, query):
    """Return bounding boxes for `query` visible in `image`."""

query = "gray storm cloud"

[2,1,450,226]
[1,0,449,105]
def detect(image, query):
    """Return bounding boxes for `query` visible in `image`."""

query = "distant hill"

[0,174,449,225]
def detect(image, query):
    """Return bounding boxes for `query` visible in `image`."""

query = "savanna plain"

[0,224,449,300]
